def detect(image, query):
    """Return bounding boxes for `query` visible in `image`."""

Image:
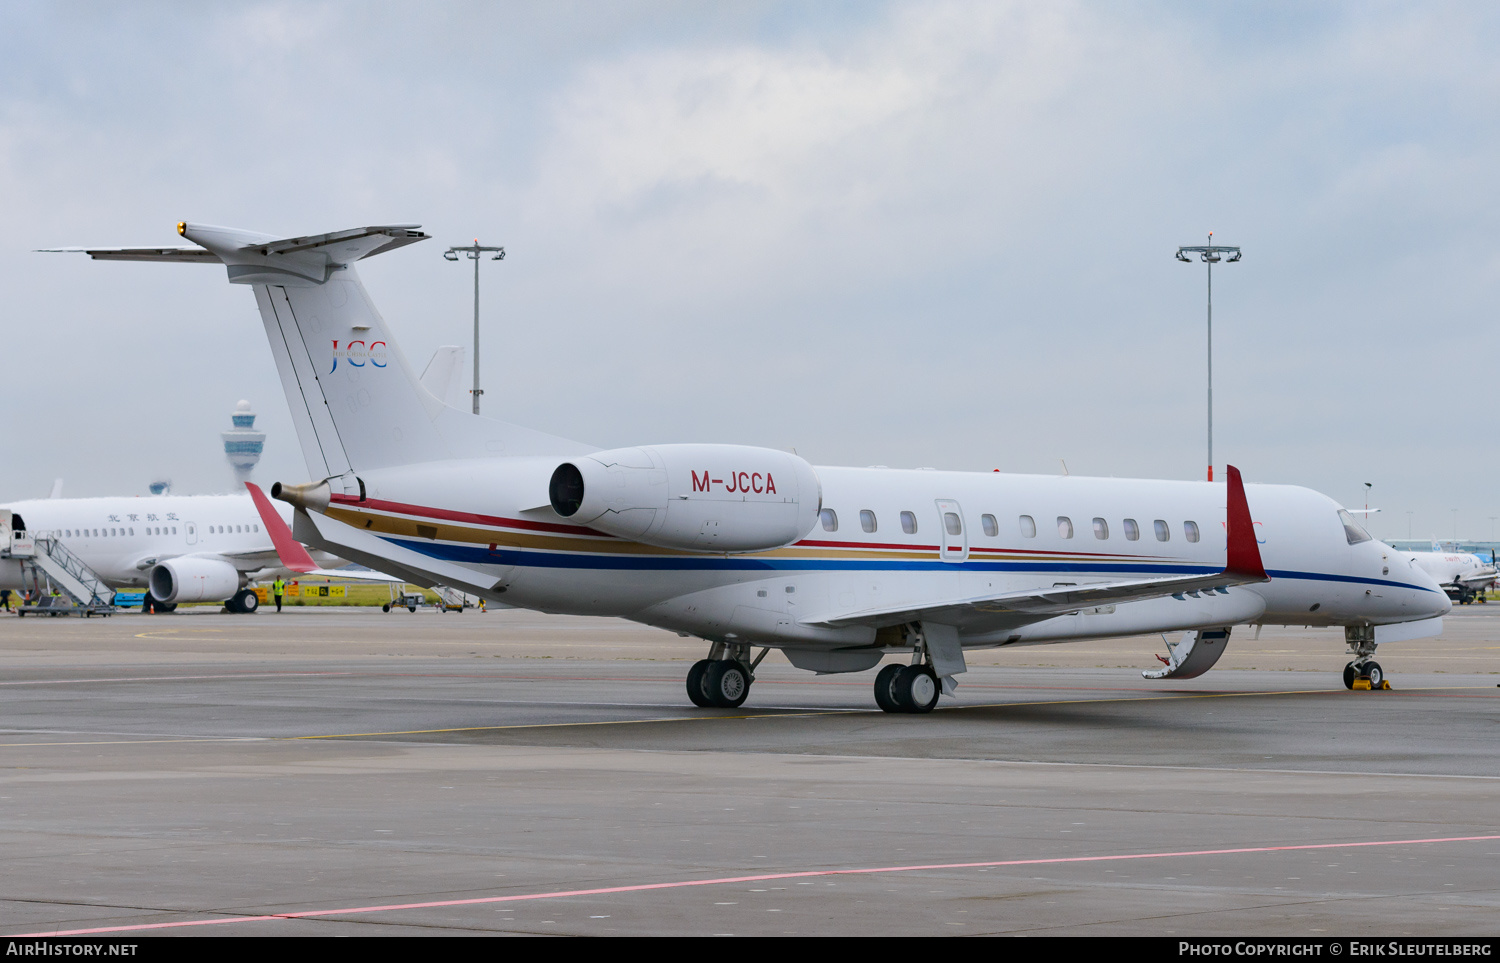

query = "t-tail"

[49,223,591,492]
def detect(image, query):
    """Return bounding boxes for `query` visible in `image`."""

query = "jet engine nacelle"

[148,556,242,603]
[549,444,821,553]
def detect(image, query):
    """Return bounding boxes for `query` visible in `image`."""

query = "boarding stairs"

[5,531,116,616]
[437,586,471,612]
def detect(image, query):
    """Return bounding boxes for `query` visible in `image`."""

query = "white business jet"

[49,223,1451,710]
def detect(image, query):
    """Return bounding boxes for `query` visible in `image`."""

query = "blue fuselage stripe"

[381,538,1442,594]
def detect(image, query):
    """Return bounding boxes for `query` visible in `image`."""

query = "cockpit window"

[1338,509,1371,545]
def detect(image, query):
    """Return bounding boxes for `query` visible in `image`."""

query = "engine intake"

[549,444,820,553]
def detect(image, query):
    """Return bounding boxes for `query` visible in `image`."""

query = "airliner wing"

[807,464,1269,629]
[244,482,405,583]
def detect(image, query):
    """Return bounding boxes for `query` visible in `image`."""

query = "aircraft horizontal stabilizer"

[808,464,1269,629]
[40,223,430,283]
[35,246,219,263]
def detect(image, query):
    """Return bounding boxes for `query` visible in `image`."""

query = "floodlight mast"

[444,239,506,415]
[1175,234,1241,481]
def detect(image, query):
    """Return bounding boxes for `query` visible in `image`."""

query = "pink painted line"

[0,672,354,687]
[16,833,1500,937]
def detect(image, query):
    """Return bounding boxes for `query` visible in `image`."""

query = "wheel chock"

[1352,678,1372,690]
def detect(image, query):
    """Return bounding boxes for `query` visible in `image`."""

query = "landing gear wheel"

[382,602,391,613]
[702,660,751,708]
[894,665,940,714]
[874,664,905,713]
[233,589,258,614]
[1365,661,1383,688]
[156,602,177,613]
[1343,662,1357,690]
[686,659,714,707]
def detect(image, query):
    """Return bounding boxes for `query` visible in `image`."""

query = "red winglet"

[245,482,317,574]
[1224,465,1268,581]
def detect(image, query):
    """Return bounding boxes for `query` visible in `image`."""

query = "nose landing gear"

[1343,626,1390,691]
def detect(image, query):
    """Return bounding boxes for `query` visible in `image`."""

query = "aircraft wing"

[805,464,1270,630]
[244,482,406,583]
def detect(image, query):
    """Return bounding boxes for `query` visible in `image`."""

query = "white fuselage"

[1405,551,1497,593]
[0,493,301,592]
[315,459,1451,650]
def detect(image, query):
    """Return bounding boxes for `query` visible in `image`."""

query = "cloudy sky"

[3,1,1497,541]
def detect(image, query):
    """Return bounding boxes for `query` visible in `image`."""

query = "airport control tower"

[221,400,266,486]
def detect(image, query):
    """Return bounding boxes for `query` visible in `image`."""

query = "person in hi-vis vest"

[273,577,285,613]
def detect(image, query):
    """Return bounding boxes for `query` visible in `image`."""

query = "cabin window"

[1019,515,1036,538]
[1123,518,1139,541]
[900,511,917,534]
[1184,521,1200,543]
[1057,516,1073,539]
[1338,510,1372,545]
[129,528,134,536]
[860,510,877,534]
[253,525,259,533]
[944,513,962,537]
[1092,517,1109,540]
[981,514,998,537]
[64,530,70,538]
[1154,519,1170,542]
[820,509,838,532]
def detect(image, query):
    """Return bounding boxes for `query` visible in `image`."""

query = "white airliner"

[1404,549,1497,605]
[0,492,307,612]
[50,223,1452,710]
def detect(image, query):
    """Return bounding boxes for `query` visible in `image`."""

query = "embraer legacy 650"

[51,223,1450,711]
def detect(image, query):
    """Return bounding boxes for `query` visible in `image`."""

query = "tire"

[157,602,177,613]
[1365,661,1383,688]
[703,660,751,708]
[1342,662,1357,690]
[874,664,905,713]
[686,659,713,707]
[895,666,940,714]
[234,589,258,614]
[382,602,391,613]
[408,606,417,613]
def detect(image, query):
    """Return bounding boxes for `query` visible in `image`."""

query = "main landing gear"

[873,663,940,714]
[224,588,259,614]
[687,641,770,708]
[1343,625,1389,691]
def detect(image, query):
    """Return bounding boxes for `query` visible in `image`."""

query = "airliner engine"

[549,444,821,553]
[148,557,242,603]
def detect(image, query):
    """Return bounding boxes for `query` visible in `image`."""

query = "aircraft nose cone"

[1407,564,1453,617]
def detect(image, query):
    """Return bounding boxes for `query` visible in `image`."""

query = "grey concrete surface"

[0,605,1496,936]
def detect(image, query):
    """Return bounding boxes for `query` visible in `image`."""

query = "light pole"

[444,239,506,415]
[1176,233,1241,481]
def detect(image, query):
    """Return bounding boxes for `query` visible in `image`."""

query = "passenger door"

[935,499,968,563]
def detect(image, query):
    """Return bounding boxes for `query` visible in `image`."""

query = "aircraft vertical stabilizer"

[53,223,592,484]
